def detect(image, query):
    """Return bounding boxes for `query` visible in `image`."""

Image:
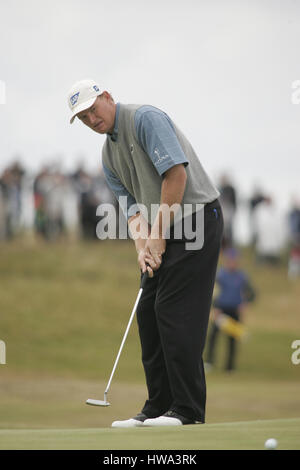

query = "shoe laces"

[164,410,178,418]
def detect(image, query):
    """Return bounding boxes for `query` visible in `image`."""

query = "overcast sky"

[1,0,300,211]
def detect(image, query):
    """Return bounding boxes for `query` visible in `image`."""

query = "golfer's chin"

[92,122,106,134]
[93,127,105,134]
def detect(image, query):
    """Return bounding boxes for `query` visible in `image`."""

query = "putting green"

[0,418,299,450]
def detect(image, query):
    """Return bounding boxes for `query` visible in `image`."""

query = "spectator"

[71,168,100,239]
[249,185,265,245]
[254,196,286,265]
[287,197,300,279]
[0,162,25,239]
[205,247,256,372]
[288,197,300,246]
[61,174,80,240]
[219,174,237,248]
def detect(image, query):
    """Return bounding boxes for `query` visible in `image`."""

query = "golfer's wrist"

[135,241,146,255]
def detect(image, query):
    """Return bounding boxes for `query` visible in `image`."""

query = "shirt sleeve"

[102,164,140,221]
[134,106,189,177]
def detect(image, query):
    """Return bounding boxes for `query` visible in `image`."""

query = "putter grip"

[141,264,151,289]
[140,270,148,290]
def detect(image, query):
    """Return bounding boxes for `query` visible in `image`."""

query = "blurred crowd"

[0,162,299,279]
[0,161,120,243]
[218,174,300,280]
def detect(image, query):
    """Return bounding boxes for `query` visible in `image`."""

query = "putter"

[86,268,150,407]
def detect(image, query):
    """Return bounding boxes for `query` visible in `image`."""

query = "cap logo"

[93,85,100,92]
[70,92,80,107]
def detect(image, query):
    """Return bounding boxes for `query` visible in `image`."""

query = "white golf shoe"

[111,413,148,428]
[143,410,199,427]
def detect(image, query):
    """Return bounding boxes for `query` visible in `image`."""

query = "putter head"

[86,398,110,407]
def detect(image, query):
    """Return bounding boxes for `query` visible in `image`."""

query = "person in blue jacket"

[206,247,255,371]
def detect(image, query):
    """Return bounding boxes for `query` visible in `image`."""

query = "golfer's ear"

[101,91,114,102]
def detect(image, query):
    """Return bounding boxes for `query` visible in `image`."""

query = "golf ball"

[264,438,278,450]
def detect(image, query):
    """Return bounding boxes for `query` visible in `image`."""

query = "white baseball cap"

[68,79,103,124]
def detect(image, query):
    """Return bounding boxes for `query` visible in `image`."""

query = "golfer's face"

[77,95,115,134]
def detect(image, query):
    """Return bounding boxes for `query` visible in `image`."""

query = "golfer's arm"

[128,212,151,253]
[128,164,187,249]
[150,164,187,239]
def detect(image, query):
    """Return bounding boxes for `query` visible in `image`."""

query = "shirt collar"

[109,102,120,142]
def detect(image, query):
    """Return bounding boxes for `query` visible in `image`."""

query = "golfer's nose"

[87,112,97,126]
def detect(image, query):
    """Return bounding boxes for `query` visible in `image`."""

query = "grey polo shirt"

[103,103,209,220]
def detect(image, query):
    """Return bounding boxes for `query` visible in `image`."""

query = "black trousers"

[136,200,223,423]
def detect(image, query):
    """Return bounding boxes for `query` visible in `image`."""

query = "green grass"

[0,418,299,450]
[0,239,299,449]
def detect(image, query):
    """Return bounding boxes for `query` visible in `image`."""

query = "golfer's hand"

[137,248,157,278]
[144,237,166,275]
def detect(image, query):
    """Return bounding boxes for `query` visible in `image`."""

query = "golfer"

[68,79,223,427]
